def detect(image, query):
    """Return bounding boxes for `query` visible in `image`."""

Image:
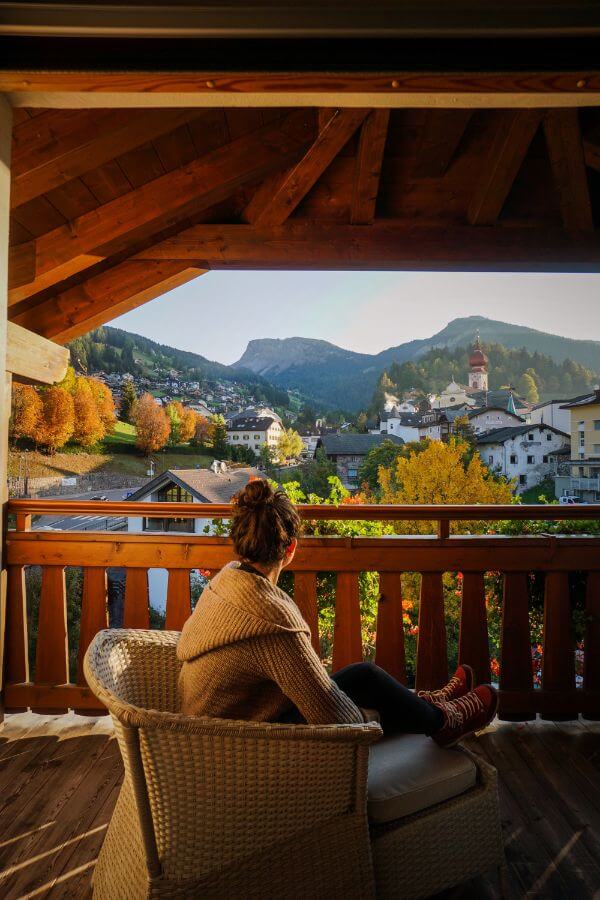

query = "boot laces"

[418,674,461,703]
[438,691,484,729]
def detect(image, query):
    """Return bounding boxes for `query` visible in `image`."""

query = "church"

[431,336,489,409]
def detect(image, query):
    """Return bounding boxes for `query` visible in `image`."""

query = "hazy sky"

[110,271,600,366]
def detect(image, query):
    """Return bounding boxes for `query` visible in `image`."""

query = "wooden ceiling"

[6,103,600,344]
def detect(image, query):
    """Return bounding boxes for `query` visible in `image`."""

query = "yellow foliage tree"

[10,384,43,444]
[133,393,171,453]
[179,406,197,443]
[38,386,75,453]
[72,376,104,447]
[378,438,514,534]
[89,377,117,433]
[192,414,214,446]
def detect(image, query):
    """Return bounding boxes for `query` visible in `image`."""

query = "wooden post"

[416,572,448,692]
[0,95,12,722]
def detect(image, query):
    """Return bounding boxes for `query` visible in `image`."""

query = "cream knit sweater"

[177,562,364,725]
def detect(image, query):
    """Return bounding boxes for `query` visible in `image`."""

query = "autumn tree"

[277,428,303,461]
[38,386,75,453]
[357,438,422,495]
[10,384,42,445]
[133,393,171,453]
[71,377,104,448]
[165,401,183,445]
[192,414,214,447]
[89,378,116,434]
[120,380,137,423]
[518,371,540,404]
[379,438,514,534]
[179,406,197,443]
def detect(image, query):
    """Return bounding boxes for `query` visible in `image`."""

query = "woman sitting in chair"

[177,479,497,746]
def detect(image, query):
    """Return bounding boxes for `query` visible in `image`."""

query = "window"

[243,434,249,440]
[528,433,534,441]
[594,445,600,455]
[595,420,600,430]
[519,475,527,486]
[543,455,549,463]
[158,485,194,503]
[254,434,261,439]
[254,444,260,449]
[488,455,494,465]
[580,433,585,447]
[546,433,552,441]
[527,455,534,464]
[510,454,518,465]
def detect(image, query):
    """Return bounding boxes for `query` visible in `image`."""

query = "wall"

[468,410,523,434]
[8,472,148,498]
[569,402,600,472]
[479,427,570,490]
[530,402,572,435]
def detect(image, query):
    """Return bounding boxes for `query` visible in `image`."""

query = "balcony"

[2,500,600,897]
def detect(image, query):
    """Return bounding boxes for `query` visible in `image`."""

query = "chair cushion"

[367,733,477,824]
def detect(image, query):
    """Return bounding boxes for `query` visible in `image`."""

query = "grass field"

[103,420,137,446]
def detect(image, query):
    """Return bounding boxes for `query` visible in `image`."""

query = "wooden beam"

[11,108,208,208]
[413,109,472,178]
[2,71,600,107]
[7,321,69,383]
[12,260,207,343]
[132,221,600,271]
[243,108,367,226]
[350,110,390,224]
[8,109,314,301]
[544,109,594,231]
[0,97,11,709]
[468,109,542,225]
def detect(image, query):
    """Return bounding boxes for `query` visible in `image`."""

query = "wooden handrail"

[8,499,600,522]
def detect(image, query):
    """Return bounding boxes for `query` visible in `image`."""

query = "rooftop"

[560,391,600,410]
[127,467,263,504]
[477,424,570,445]
[227,416,277,432]
[317,433,404,455]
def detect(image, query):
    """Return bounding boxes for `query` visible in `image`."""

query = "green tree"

[518,372,540,404]
[165,401,182,445]
[211,414,229,457]
[259,442,276,475]
[277,427,303,461]
[357,439,412,496]
[120,380,137,423]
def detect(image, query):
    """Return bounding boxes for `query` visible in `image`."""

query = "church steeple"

[468,331,488,392]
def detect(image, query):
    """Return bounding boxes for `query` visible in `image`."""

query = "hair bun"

[235,478,273,510]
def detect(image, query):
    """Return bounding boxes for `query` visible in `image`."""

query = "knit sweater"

[177,562,364,725]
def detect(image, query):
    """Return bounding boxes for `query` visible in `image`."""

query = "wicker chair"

[85,629,504,899]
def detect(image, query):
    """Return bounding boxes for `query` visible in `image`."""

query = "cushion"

[367,733,477,824]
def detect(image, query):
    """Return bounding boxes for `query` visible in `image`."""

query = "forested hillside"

[370,342,599,411]
[68,326,289,407]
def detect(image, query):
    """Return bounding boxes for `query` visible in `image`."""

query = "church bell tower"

[468,333,488,392]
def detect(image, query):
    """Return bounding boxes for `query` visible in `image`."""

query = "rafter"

[350,110,390,224]
[11,108,206,208]
[413,110,472,178]
[132,221,600,271]
[242,108,368,226]
[468,109,542,225]
[11,260,206,343]
[8,109,314,303]
[7,322,69,384]
[544,109,593,231]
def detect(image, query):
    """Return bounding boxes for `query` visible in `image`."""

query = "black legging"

[332,662,444,736]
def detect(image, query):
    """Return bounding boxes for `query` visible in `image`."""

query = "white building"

[476,424,570,491]
[380,409,449,443]
[431,380,477,410]
[127,466,263,609]
[528,394,593,436]
[226,415,283,456]
[466,406,524,435]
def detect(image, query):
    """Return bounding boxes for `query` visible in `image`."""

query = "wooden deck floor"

[0,714,599,899]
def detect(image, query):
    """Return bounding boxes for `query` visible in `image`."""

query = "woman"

[177,480,497,747]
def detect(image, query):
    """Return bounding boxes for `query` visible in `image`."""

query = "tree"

[378,438,514,534]
[89,378,116,433]
[259,442,276,475]
[231,444,256,464]
[211,414,229,457]
[165,401,183,445]
[120,380,137,423]
[179,406,197,443]
[357,439,416,495]
[192,414,214,447]
[133,393,171,453]
[71,377,104,448]
[38,386,75,452]
[356,411,368,432]
[277,427,303,461]
[518,371,540,404]
[10,384,42,445]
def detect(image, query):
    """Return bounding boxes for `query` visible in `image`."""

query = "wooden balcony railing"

[3,499,600,721]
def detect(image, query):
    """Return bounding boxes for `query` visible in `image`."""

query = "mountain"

[235,317,600,410]
[68,325,290,407]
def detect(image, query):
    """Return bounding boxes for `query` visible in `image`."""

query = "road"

[34,488,132,532]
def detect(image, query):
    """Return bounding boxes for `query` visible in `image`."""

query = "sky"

[110,271,600,366]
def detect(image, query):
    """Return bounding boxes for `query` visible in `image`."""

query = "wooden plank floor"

[0,714,599,899]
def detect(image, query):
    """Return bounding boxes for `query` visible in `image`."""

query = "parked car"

[91,494,108,501]
[559,496,581,505]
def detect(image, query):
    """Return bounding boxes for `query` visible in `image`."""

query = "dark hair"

[230,479,301,566]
